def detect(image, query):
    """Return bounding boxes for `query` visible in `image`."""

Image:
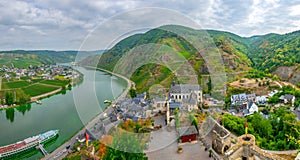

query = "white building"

[169,84,202,105]
[255,96,268,105]
[244,102,258,116]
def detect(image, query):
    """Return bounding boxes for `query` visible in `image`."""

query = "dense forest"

[222,109,300,150]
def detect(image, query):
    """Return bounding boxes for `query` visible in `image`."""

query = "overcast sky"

[1,0,300,50]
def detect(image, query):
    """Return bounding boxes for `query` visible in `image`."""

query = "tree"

[15,89,30,105]
[5,91,14,105]
[129,88,137,98]
[207,76,212,93]
[98,135,113,159]
[104,131,147,160]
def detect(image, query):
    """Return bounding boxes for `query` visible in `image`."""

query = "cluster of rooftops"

[109,84,202,122]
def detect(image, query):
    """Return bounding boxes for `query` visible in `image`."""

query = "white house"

[244,102,258,116]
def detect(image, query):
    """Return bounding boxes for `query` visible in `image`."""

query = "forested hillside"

[80,25,300,93]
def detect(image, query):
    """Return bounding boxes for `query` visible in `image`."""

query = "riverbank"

[42,66,133,160]
[0,70,83,111]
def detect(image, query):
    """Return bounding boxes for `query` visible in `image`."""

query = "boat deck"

[0,141,26,154]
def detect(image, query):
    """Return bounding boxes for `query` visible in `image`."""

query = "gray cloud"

[0,0,299,50]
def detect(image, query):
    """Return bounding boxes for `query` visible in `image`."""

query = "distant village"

[0,64,80,81]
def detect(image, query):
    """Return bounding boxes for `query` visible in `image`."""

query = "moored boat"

[0,130,59,159]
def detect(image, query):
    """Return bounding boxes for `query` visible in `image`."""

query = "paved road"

[42,66,132,160]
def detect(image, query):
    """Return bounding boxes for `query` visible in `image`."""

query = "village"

[71,78,300,160]
[0,64,80,81]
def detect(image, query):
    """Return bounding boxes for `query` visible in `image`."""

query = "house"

[243,102,258,116]
[279,94,295,106]
[169,83,202,104]
[231,93,247,106]
[152,97,167,113]
[178,126,198,143]
[255,96,268,105]
[246,94,256,102]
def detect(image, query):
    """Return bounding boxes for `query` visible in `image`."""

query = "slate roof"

[179,126,198,136]
[136,92,146,99]
[284,94,294,100]
[231,93,247,101]
[169,102,181,109]
[246,94,256,99]
[153,97,166,102]
[203,94,211,99]
[170,84,201,94]
[182,92,197,105]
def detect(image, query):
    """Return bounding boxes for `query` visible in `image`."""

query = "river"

[0,66,127,159]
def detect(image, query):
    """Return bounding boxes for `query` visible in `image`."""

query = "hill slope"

[81,25,300,93]
[81,25,253,94]
[246,31,300,72]
[0,50,102,68]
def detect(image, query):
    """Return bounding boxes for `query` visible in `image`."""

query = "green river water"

[0,66,127,159]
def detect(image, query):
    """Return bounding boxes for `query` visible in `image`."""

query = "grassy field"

[23,84,60,97]
[31,79,44,83]
[39,80,70,87]
[2,81,30,89]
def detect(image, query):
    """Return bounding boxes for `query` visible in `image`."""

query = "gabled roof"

[284,94,295,100]
[179,126,198,136]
